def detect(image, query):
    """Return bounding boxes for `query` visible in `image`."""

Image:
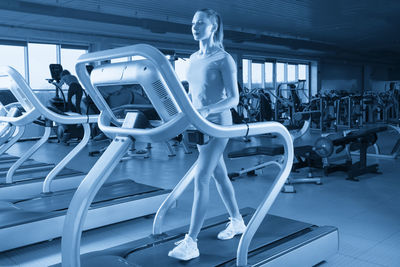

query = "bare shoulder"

[219,50,236,70]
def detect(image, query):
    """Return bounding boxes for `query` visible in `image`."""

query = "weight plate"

[313,137,334,157]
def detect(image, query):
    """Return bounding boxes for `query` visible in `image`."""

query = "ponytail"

[198,8,224,49]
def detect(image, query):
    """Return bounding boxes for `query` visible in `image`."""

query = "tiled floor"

[0,128,399,267]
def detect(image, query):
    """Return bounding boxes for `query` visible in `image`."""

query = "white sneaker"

[168,234,200,261]
[217,217,246,240]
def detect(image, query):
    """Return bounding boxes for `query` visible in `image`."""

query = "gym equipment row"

[235,82,400,135]
[312,88,400,131]
[233,86,315,141]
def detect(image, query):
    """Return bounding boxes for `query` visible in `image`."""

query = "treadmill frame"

[62,44,296,267]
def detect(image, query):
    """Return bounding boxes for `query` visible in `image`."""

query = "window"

[240,56,311,102]
[174,57,190,81]
[0,76,10,90]
[251,62,262,88]
[0,44,26,81]
[265,62,273,86]
[288,64,296,82]
[28,43,57,89]
[299,64,307,80]
[276,63,285,83]
[298,64,309,101]
[60,47,87,78]
[0,41,91,89]
[242,59,250,89]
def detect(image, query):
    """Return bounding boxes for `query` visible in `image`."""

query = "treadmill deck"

[74,208,338,267]
[0,180,166,229]
[0,179,171,252]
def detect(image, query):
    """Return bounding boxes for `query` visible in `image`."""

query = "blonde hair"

[197,8,224,49]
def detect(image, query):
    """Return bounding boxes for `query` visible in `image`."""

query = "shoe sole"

[168,251,200,261]
[217,230,246,240]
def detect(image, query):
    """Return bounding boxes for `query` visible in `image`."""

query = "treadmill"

[0,102,22,161]
[0,80,86,200]
[61,44,338,267]
[0,66,170,252]
[0,102,59,184]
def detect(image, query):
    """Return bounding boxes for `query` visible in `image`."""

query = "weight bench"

[296,126,388,181]
[228,144,322,193]
[336,126,388,181]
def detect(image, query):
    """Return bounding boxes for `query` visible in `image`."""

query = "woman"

[168,8,246,261]
[59,69,83,114]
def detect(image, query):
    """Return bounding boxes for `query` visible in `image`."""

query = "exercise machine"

[0,68,89,199]
[301,126,387,181]
[350,124,400,159]
[0,103,61,183]
[0,66,170,251]
[61,44,338,267]
[0,102,24,162]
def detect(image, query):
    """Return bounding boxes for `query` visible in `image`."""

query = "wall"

[320,61,363,94]
[319,60,400,94]
[366,65,400,92]
[389,67,400,80]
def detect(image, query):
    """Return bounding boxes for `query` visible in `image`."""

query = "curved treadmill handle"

[0,66,98,125]
[137,44,295,266]
[147,44,295,267]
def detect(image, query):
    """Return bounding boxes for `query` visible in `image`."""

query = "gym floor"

[0,127,399,267]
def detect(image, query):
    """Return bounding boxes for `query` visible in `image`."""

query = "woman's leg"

[67,84,83,113]
[75,84,83,114]
[213,156,241,220]
[67,85,75,112]
[188,137,229,240]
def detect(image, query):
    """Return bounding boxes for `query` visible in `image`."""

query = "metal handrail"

[153,160,198,235]
[0,66,98,125]
[132,44,294,267]
[42,123,91,193]
[5,126,51,184]
[0,103,20,143]
[97,110,189,143]
[0,125,25,157]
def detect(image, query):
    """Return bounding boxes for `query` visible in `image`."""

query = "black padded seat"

[294,145,320,160]
[228,144,284,158]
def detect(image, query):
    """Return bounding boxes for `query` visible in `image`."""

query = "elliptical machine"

[46,64,84,144]
[47,64,67,112]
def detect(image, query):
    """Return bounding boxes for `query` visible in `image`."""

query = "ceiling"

[0,0,399,63]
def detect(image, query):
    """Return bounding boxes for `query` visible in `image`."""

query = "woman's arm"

[55,77,65,89]
[201,54,239,115]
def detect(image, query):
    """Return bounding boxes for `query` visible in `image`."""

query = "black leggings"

[68,83,83,114]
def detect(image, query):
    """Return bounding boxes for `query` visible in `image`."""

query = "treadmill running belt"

[0,180,163,229]
[124,213,312,266]
[0,155,18,161]
[0,160,51,171]
[75,208,312,267]
[0,167,82,184]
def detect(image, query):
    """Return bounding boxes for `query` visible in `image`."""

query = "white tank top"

[186,49,234,125]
